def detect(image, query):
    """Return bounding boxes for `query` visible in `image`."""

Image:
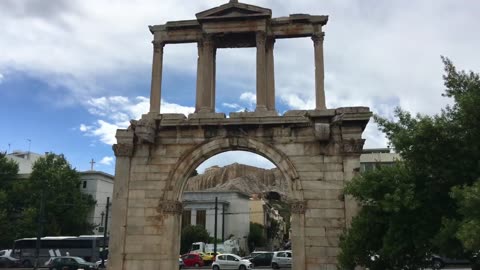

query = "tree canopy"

[0,153,96,249]
[339,57,480,269]
[181,225,210,254]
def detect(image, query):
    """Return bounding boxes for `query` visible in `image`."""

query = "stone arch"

[167,136,303,202]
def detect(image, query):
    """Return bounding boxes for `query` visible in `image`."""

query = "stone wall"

[108,107,370,270]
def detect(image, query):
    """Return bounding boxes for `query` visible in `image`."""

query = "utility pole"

[214,197,218,257]
[101,197,110,268]
[34,187,46,270]
[222,204,225,242]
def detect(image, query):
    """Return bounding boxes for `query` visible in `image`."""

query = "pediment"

[196,2,272,22]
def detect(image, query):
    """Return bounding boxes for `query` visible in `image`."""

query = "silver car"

[212,253,252,270]
[271,250,292,269]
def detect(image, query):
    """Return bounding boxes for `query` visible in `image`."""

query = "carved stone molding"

[290,200,306,214]
[342,138,366,154]
[134,118,156,144]
[312,32,325,45]
[112,143,134,157]
[160,201,183,214]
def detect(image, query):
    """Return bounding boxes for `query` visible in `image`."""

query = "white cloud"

[196,151,276,173]
[0,73,4,83]
[80,96,194,145]
[79,124,89,132]
[222,102,241,110]
[2,0,480,149]
[99,156,114,166]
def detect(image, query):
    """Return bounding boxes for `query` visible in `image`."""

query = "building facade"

[360,148,401,172]
[182,191,250,246]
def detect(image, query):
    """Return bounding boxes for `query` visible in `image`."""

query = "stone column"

[199,36,215,113]
[256,31,268,112]
[211,47,217,112]
[266,37,276,111]
[150,41,165,114]
[290,201,306,270]
[195,40,204,113]
[312,32,326,110]
[108,131,134,270]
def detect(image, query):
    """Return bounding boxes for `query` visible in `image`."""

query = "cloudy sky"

[1,0,479,174]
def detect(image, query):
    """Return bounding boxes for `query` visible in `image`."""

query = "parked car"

[0,256,20,268]
[95,259,108,268]
[47,256,97,270]
[249,251,273,267]
[0,249,20,268]
[181,253,204,267]
[271,250,292,269]
[212,253,252,270]
[431,254,470,269]
[194,251,215,264]
[179,257,184,269]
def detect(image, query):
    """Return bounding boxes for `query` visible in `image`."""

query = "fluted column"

[266,37,276,111]
[195,41,204,112]
[256,31,268,112]
[312,32,326,110]
[150,41,165,113]
[199,36,215,113]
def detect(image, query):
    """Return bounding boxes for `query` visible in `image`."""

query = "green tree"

[339,57,480,269]
[181,225,210,254]
[15,153,96,238]
[248,222,266,252]
[451,181,480,254]
[0,152,19,248]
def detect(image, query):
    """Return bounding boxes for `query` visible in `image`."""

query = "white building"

[360,148,401,172]
[6,151,43,175]
[182,191,250,248]
[80,171,114,235]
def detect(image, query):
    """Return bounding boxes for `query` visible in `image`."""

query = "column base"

[188,112,226,119]
[230,111,278,118]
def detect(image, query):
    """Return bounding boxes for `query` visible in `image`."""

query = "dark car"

[431,254,470,269]
[249,252,273,267]
[0,256,20,268]
[47,256,97,270]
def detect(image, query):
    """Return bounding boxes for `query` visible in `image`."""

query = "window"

[182,210,191,228]
[83,181,87,188]
[277,252,285,257]
[196,210,206,228]
[217,255,225,261]
[286,252,292,258]
[227,255,238,261]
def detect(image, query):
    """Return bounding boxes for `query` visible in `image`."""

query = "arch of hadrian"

[109,1,371,269]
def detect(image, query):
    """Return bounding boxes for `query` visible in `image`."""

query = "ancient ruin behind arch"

[109,1,371,269]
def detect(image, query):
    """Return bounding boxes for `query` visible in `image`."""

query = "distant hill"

[184,163,289,197]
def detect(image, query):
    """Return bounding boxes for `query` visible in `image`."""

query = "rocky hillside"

[185,163,289,196]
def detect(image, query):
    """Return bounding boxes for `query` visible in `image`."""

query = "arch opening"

[177,148,298,264]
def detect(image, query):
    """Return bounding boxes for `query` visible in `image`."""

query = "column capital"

[160,200,183,215]
[290,200,306,214]
[256,31,267,46]
[152,40,165,53]
[312,32,325,45]
[202,34,214,47]
[266,36,276,47]
[112,143,134,157]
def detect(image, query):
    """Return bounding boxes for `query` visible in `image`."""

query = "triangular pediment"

[196,2,272,21]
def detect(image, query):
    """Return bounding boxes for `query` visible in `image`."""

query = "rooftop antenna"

[8,143,11,154]
[90,158,96,171]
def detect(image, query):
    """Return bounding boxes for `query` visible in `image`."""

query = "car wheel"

[239,265,247,270]
[272,262,280,269]
[213,266,220,270]
[194,262,200,267]
[432,258,444,269]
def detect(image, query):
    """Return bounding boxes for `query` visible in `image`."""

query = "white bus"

[12,235,108,267]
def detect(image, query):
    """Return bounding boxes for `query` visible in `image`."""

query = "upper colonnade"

[148,0,328,115]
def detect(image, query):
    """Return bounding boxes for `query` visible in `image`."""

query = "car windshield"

[74,257,87,263]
